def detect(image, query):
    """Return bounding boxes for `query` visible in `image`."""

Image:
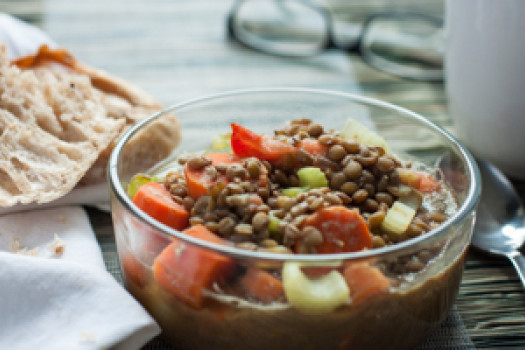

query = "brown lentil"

[307,197,325,211]
[356,154,378,167]
[376,156,395,173]
[324,192,343,205]
[377,175,390,192]
[296,149,315,166]
[234,223,253,236]
[290,202,309,217]
[372,235,386,248]
[343,160,362,179]
[169,183,187,198]
[342,140,360,154]
[260,239,279,248]
[182,196,195,211]
[426,211,448,223]
[318,134,333,145]
[315,156,339,171]
[205,221,220,233]
[277,196,297,210]
[302,226,323,246]
[307,123,323,137]
[273,170,289,186]
[406,257,425,272]
[297,130,309,140]
[413,217,431,231]
[352,189,369,204]
[283,224,301,246]
[192,196,210,215]
[226,183,244,195]
[270,209,286,219]
[418,250,432,263]
[291,214,308,228]
[189,217,204,226]
[330,172,346,190]
[289,174,300,187]
[406,224,424,238]
[375,192,394,207]
[361,198,379,213]
[171,195,184,205]
[328,144,346,162]
[363,183,376,197]
[187,155,212,170]
[203,212,219,222]
[245,159,261,179]
[226,164,248,180]
[252,212,270,232]
[217,217,236,236]
[368,211,385,229]
[340,182,358,195]
[360,170,375,184]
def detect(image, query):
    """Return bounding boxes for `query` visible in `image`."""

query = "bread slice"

[0,44,125,206]
[13,45,170,186]
[0,44,181,207]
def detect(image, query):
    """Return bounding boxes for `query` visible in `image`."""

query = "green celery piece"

[297,167,328,189]
[126,174,156,199]
[281,187,308,198]
[268,214,281,234]
[209,132,232,152]
[282,261,349,315]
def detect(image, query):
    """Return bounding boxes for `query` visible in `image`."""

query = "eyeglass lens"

[361,14,443,81]
[231,0,328,56]
[230,0,443,80]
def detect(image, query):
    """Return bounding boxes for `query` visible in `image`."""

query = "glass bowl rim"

[108,87,481,262]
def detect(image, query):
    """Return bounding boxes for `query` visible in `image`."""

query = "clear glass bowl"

[108,88,480,350]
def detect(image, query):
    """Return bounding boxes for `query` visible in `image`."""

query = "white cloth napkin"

[0,183,111,215]
[0,13,160,350]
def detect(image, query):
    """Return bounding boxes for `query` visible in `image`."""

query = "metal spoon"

[471,159,525,288]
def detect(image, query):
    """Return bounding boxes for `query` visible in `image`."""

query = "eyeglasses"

[227,0,444,81]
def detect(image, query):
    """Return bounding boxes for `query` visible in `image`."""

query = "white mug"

[445,0,525,179]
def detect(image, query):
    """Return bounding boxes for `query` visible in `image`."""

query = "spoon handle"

[507,251,525,290]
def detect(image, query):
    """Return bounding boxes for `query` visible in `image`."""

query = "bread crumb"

[8,238,21,252]
[8,238,39,256]
[48,233,65,256]
[59,215,68,223]
[78,331,96,343]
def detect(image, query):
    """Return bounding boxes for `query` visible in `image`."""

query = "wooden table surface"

[3,0,525,348]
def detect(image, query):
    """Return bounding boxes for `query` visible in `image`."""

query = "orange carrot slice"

[299,206,372,254]
[184,153,237,199]
[417,172,441,193]
[240,267,284,303]
[153,225,235,308]
[184,153,268,199]
[343,262,390,306]
[230,123,327,168]
[121,252,149,288]
[132,182,189,230]
[398,169,441,193]
[297,138,327,157]
[230,123,297,161]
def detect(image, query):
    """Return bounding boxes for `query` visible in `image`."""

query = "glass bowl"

[108,88,480,350]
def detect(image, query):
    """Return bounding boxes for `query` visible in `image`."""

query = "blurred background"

[0,0,445,107]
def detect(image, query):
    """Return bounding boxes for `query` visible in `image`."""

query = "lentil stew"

[117,118,468,350]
